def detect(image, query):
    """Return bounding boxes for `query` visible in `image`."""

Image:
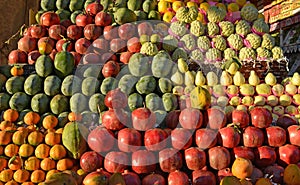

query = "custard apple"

[190,49,205,63]
[245,33,261,49]
[207,6,227,23]
[140,42,159,56]
[261,33,275,50]
[272,46,284,60]
[176,6,198,23]
[180,34,197,51]
[239,47,257,61]
[197,36,211,51]
[190,20,206,37]
[219,21,235,37]
[212,35,227,51]
[207,22,220,37]
[224,48,237,60]
[169,21,188,37]
[240,5,258,22]
[252,19,270,35]
[206,48,222,62]
[227,34,244,51]
[235,20,251,37]
[256,47,272,60]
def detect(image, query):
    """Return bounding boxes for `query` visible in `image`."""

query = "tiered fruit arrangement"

[1,0,300,184]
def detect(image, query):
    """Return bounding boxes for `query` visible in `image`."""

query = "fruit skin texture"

[62,122,88,159]
[54,43,75,78]
[232,157,254,179]
[168,171,189,185]
[283,164,300,185]
[250,107,272,128]
[208,146,231,170]
[220,176,242,185]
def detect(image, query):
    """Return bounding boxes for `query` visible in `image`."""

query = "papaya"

[70,93,88,113]
[5,76,25,94]
[118,74,138,95]
[56,0,70,9]
[42,172,77,185]
[0,93,10,112]
[44,75,62,96]
[152,51,173,78]
[55,9,71,21]
[136,75,156,95]
[62,121,88,159]
[50,94,69,115]
[190,86,211,110]
[162,93,178,112]
[128,93,143,111]
[35,55,53,77]
[127,0,142,11]
[158,78,172,94]
[40,0,56,11]
[134,10,148,21]
[128,53,150,77]
[100,77,118,95]
[61,75,82,97]
[142,0,157,13]
[58,112,69,128]
[31,93,50,114]
[69,0,84,12]
[70,10,82,24]
[0,73,7,92]
[145,93,163,111]
[24,74,43,96]
[83,65,103,79]
[9,92,30,112]
[114,8,137,25]
[54,43,75,78]
[89,93,106,113]
[81,77,100,96]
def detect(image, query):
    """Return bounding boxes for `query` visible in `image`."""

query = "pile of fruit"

[1,0,300,184]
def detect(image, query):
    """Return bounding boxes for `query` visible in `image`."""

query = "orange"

[10,65,24,76]
[35,143,50,159]
[30,170,45,183]
[8,156,22,170]
[68,112,82,122]
[4,144,19,157]
[3,109,19,122]
[21,182,34,185]
[0,120,13,131]
[56,158,74,171]
[45,131,61,146]
[4,180,18,185]
[0,130,13,145]
[13,169,30,183]
[232,157,254,179]
[158,0,171,14]
[49,144,67,160]
[172,1,185,12]
[0,157,8,171]
[42,115,58,129]
[24,157,40,171]
[24,112,40,125]
[27,130,44,146]
[12,129,29,145]
[19,144,34,158]
[40,158,56,171]
[0,145,3,155]
[0,169,13,182]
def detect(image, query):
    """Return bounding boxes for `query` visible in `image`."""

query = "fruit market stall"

[0,0,300,185]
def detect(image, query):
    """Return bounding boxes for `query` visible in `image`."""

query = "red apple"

[104,88,128,109]
[60,19,72,28]
[103,25,119,40]
[218,126,241,148]
[92,38,109,53]
[159,148,183,173]
[184,147,206,171]
[168,171,189,185]
[132,107,156,131]
[179,107,203,130]
[118,128,142,153]
[242,126,264,148]
[56,39,74,52]
[254,146,277,168]
[232,109,250,128]
[18,36,37,53]
[75,38,91,54]
[87,126,115,153]
[86,2,103,16]
[8,49,27,64]
[76,13,93,27]
[40,12,60,27]
[208,146,231,170]
[195,128,218,149]
[278,144,300,166]
[127,37,141,53]
[119,52,133,64]
[67,25,83,40]
[102,109,126,131]
[266,126,287,147]
[84,24,103,40]
[27,50,41,64]
[250,107,272,128]
[80,151,103,173]
[132,150,156,174]
[48,24,66,40]
[144,128,168,151]
[122,170,141,185]
[142,173,166,185]
[137,22,153,36]
[104,151,129,173]
[207,108,227,130]
[232,146,255,161]
[263,164,284,184]
[165,110,180,129]
[277,114,298,129]
[110,38,127,53]
[118,23,137,40]
[95,11,112,27]
[102,60,120,78]
[30,24,47,38]
[171,128,193,150]
[288,125,300,146]
[192,170,216,185]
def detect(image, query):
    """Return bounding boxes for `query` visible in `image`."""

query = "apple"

[119,52,133,64]
[40,12,60,27]
[254,146,277,168]
[192,170,216,185]
[118,128,142,153]
[60,19,72,29]
[277,114,298,129]
[103,25,119,40]
[48,24,66,40]
[75,38,91,54]
[37,37,55,54]
[122,170,141,185]
[110,38,127,53]
[82,52,101,64]
[263,164,284,184]
[92,38,109,53]
[76,13,93,27]
[132,107,156,131]
[84,24,103,40]
[67,25,83,40]
[27,50,41,64]
[87,126,115,153]
[56,39,74,52]
[30,24,47,38]
[104,151,129,173]
[195,128,218,149]
[250,107,272,128]
[217,168,232,183]
[83,169,111,185]
[232,109,250,128]
[8,49,27,64]
[179,107,203,130]
[207,108,227,130]
[102,60,120,78]
[101,109,126,131]
[159,148,183,173]
[208,146,231,170]
[232,146,255,161]
[288,125,300,146]
[171,128,193,150]
[184,147,206,171]
[142,173,166,185]
[95,11,112,27]
[118,23,137,40]
[137,22,153,36]
[18,36,37,53]
[144,128,168,151]
[104,88,128,109]
[80,151,103,173]
[242,126,264,148]
[101,52,117,63]
[266,126,287,147]
[278,144,300,166]
[132,150,156,174]
[218,126,241,148]
[86,2,103,16]
[168,171,189,185]
[165,110,181,129]
[127,37,141,53]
